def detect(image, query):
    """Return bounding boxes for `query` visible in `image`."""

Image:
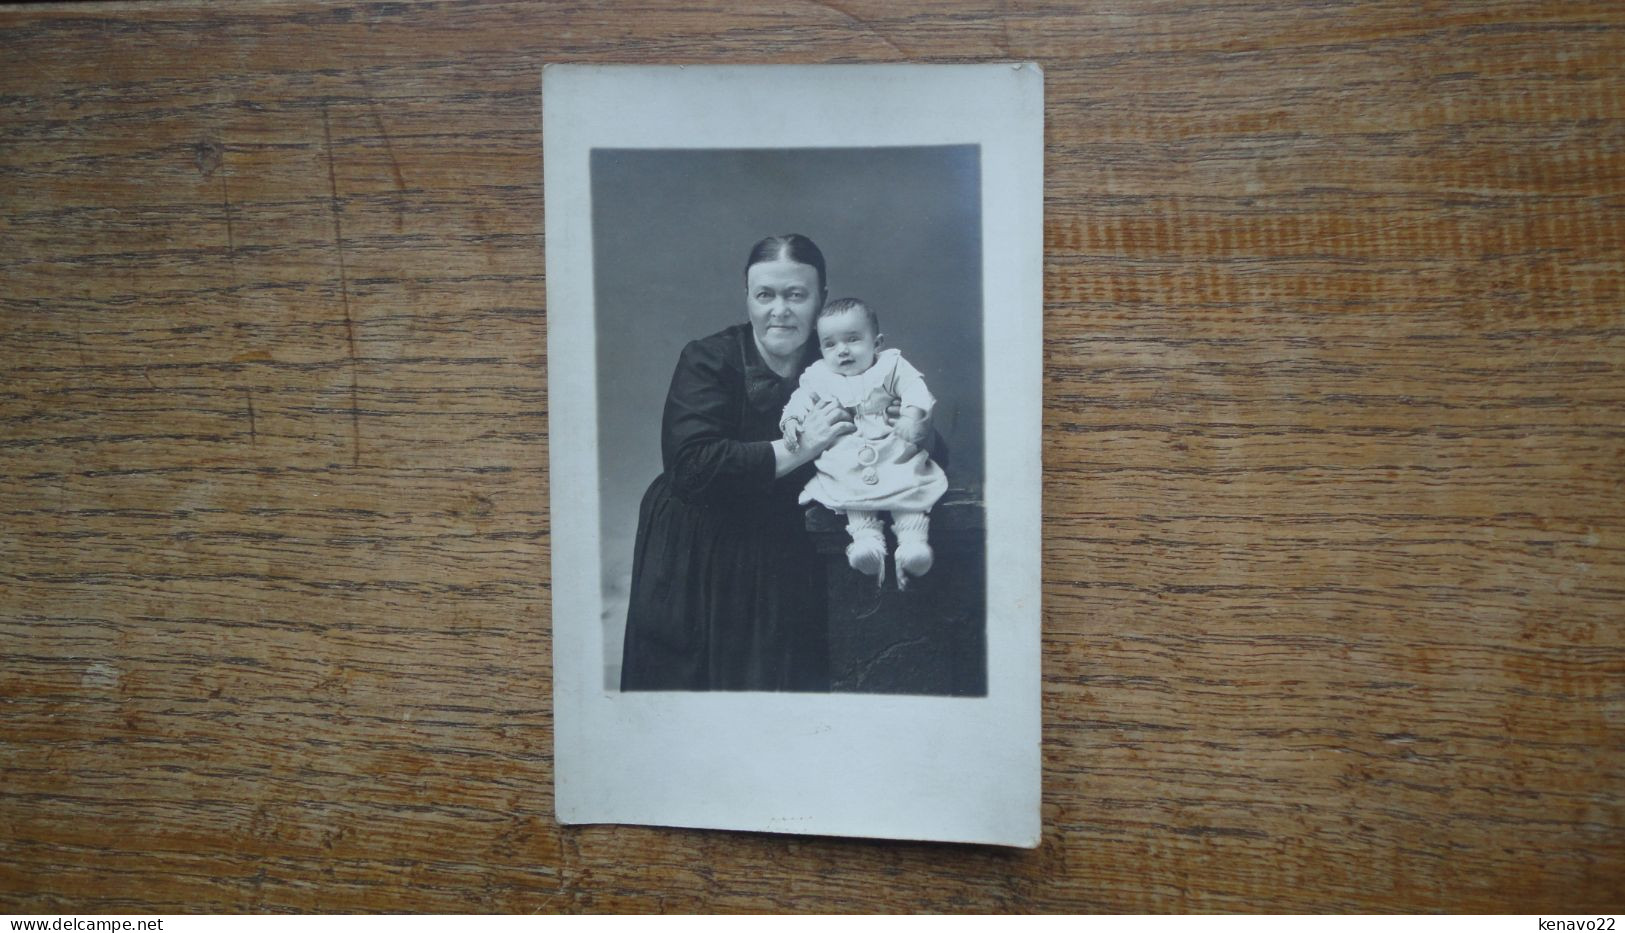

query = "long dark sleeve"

[660,339,777,500]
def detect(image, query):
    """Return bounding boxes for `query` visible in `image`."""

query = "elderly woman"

[619,234,858,691]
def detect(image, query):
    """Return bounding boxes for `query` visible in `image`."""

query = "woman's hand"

[799,394,856,454]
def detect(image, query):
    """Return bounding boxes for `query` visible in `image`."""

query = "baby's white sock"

[892,511,933,587]
[845,510,886,586]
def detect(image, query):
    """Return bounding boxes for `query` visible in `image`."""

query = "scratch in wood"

[220,170,237,279]
[141,367,157,390]
[555,831,571,909]
[367,100,408,194]
[321,102,363,468]
[807,0,906,57]
[244,387,257,446]
[359,74,408,233]
[73,314,89,368]
[371,101,408,233]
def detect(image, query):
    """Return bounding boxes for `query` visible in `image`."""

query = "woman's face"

[746,259,822,361]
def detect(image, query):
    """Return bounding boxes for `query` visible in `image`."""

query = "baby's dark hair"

[818,297,880,336]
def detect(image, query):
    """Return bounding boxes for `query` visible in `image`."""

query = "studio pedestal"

[806,490,986,696]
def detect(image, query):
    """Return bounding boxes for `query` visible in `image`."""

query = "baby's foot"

[894,536,933,591]
[844,512,886,588]
[846,536,886,587]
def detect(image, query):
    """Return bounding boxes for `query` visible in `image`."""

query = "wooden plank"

[2,0,1621,913]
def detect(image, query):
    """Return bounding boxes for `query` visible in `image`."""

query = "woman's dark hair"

[744,234,827,295]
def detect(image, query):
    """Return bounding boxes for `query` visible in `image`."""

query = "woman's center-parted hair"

[818,297,881,337]
[744,233,827,296]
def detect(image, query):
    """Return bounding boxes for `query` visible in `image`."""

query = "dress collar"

[739,324,818,410]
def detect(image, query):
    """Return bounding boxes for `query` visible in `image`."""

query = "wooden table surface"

[3,0,1622,914]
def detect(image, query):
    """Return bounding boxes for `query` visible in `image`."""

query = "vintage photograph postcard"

[545,64,1042,846]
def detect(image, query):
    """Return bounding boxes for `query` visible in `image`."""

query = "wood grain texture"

[2,0,1622,914]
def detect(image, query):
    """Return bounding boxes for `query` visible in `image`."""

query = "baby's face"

[817,309,882,375]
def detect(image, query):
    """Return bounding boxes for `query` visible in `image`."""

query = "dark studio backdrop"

[590,146,985,686]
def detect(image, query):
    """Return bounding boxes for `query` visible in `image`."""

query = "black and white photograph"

[594,146,986,697]
[546,64,1042,845]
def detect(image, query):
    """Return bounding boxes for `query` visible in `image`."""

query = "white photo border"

[545,64,1043,846]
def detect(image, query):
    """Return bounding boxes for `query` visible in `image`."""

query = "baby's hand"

[781,417,804,450]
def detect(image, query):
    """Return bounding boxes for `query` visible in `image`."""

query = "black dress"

[619,323,829,691]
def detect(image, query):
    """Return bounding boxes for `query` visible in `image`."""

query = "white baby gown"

[781,349,949,513]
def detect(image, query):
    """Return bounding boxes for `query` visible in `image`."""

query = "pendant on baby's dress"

[857,443,880,484]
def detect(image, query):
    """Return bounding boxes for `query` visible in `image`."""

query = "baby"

[780,298,949,589]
